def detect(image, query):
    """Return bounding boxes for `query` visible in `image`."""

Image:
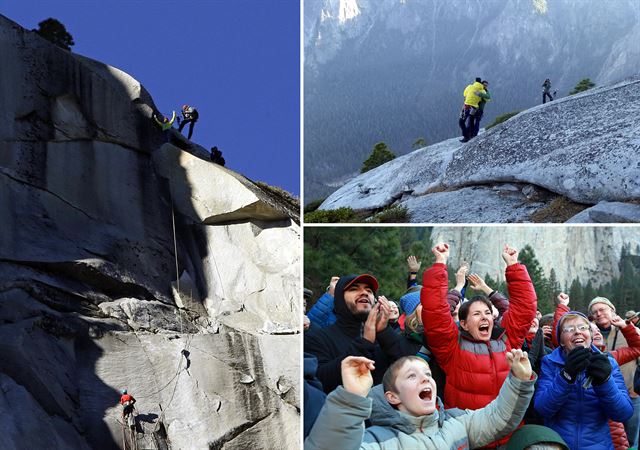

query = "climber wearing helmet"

[178,104,199,140]
[119,389,136,425]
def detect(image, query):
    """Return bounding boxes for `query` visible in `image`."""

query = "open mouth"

[479,324,490,333]
[418,387,432,401]
[572,337,585,345]
[356,297,371,306]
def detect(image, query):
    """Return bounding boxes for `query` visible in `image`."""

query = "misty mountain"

[304,0,640,201]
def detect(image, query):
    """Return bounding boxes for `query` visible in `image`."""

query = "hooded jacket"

[304,372,535,450]
[304,275,415,393]
[534,344,632,450]
[463,81,487,108]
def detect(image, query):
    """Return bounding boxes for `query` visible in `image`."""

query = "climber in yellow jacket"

[153,110,176,142]
[458,78,487,143]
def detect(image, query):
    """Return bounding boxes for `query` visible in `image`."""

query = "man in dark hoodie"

[304,274,415,394]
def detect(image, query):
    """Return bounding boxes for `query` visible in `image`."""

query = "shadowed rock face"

[319,77,640,223]
[0,14,299,450]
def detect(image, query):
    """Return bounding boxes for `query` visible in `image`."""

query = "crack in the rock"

[208,413,272,450]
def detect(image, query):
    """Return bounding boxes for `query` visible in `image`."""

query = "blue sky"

[2,0,300,195]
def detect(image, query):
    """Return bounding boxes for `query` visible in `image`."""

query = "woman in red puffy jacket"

[421,242,537,448]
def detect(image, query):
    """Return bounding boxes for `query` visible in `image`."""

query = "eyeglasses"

[562,324,590,334]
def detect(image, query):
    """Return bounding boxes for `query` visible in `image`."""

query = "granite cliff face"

[430,227,640,290]
[0,15,299,450]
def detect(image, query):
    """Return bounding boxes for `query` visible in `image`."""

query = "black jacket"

[304,274,415,393]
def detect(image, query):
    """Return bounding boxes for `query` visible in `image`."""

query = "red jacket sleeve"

[421,263,459,367]
[611,324,640,365]
[552,303,570,348]
[501,263,537,350]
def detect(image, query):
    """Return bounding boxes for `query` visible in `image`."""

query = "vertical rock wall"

[0,14,300,450]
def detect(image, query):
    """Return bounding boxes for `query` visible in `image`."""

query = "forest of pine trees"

[305,229,640,316]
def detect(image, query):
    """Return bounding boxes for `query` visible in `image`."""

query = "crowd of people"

[304,243,640,450]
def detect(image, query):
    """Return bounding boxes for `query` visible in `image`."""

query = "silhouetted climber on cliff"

[542,79,556,104]
[119,389,136,428]
[152,111,176,142]
[178,104,199,139]
[210,146,226,166]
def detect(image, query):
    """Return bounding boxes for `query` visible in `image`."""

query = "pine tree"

[569,278,584,308]
[361,142,396,173]
[33,18,75,51]
[412,138,426,150]
[569,78,595,95]
[519,245,551,311]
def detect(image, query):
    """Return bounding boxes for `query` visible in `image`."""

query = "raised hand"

[587,353,612,386]
[557,293,570,306]
[468,273,491,295]
[376,296,392,331]
[341,356,376,397]
[407,255,422,273]
[363,303,380,343]
[542,325,552,340]
[303,315,310,331]
[455,262,469,290]
[506,348,532,381]
[501,245,518,266]
[610,314,626,328]
[432,243,449,264]
[328,276,340,297]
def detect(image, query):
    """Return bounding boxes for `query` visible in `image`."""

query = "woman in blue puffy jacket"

[534,311,633,450]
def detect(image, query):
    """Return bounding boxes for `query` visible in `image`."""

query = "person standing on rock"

[471,80,491,138]
[152,111,176,142]
[459,77,486,143]
[542,79,554,104]
[178,104,199,140]
[119,389,136,426]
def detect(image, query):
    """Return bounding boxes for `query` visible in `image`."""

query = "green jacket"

[153,111,176,131]
[305,373,535,450]
[477,89,491,112]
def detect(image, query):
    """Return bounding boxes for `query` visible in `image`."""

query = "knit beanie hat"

[588,297,616,314]
[505,424,569,450]
[400,287,421,315]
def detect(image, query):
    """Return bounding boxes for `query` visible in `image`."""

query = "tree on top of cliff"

[33,18,75,51]
[361,142,395,174]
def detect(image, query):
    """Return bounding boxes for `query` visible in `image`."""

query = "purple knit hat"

[555,310,590,342]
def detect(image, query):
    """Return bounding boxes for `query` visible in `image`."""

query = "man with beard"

[589,297,640,448]
[304,274,414,394]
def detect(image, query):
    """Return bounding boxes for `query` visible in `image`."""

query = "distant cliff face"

[304,0,640,200]
[0,15,299,450]
[430,227,640,290]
